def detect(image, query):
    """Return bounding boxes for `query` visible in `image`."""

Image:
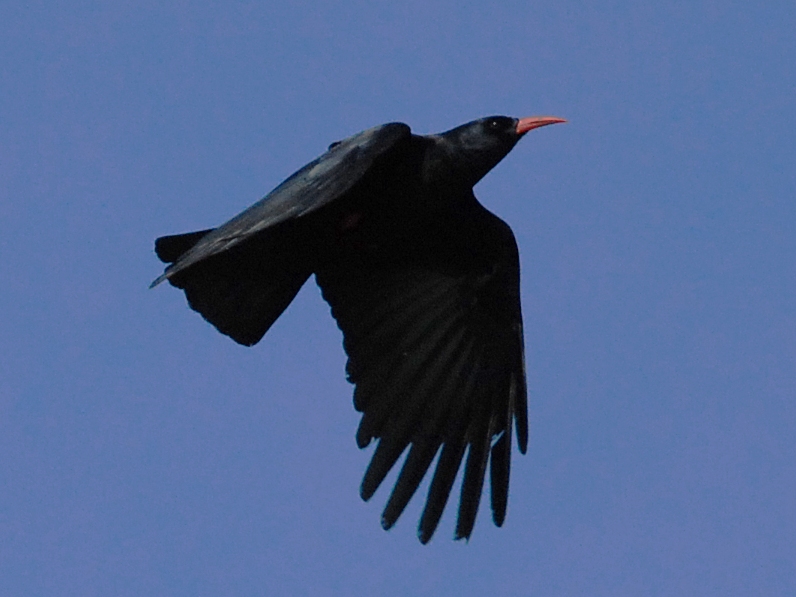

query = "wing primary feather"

[379,323,467,450]
[353,297,465,448]
[376,326,473,527]
[513,324,529,454]
[335,271,451,349]
[418,434,468,544]
[344,274,456,382]
[416,337,477,438]
[489,429,511,527]
[321,269,446,347]
[381,437,440,530]
[489,354,516,526]
[454,359,499,541]
[349,283,459,403]
[360,432,406,501]
[417,352,484,543]
[454,427,492,541]
[358,316,467,490]
[344,275,458,387]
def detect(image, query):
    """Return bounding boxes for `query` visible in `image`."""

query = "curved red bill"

[516,116,567,135]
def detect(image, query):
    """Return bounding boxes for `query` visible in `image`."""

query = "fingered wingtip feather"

[517,419,528,454]
[149,274,168,289]
[418,437,467,544]
[360,436,408,502]
[381,438,441,531]
[489,431,511,527]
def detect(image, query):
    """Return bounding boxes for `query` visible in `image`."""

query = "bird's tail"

[154,226,313,346]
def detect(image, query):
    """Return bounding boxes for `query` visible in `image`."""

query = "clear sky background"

[1,2,794,595]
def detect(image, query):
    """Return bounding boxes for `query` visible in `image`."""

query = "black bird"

[152,115,566,543]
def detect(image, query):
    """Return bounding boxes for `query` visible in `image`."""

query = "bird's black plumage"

[152,114,565,543]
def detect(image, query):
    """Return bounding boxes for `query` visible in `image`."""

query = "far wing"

[316,205,528,543]
[151,122,411,287]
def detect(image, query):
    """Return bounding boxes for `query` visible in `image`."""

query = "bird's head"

[431,115,566,189]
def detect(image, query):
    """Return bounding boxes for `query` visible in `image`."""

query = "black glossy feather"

[454,355,499,541]
[357,317,468,489]
[352,304,464,449]
[367,325,468,498]
[419,432,468,544]
[490,429,511,527]
[382,437,440,530]
[381,337,478,530]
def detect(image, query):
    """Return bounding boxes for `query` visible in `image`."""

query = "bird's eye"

[488,119,501,129]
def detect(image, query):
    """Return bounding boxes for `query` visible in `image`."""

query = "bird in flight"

[152,115,566,543]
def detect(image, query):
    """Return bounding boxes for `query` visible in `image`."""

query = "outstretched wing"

[316,204,528,543]
[151,122,411,287]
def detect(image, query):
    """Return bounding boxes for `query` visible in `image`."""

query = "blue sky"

[1,1,794,595]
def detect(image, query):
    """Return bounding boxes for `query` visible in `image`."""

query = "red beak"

[516,116,567,135]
